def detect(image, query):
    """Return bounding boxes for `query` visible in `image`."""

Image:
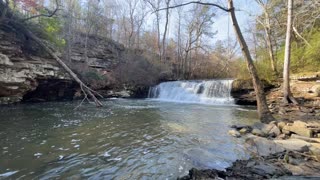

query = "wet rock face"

[0,28,72,104]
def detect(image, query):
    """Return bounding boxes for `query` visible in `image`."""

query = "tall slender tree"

[283,0,298,104]
[227,0,274,122]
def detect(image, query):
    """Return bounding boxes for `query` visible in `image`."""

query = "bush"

[71,63,114,89]
[276,28,320,74]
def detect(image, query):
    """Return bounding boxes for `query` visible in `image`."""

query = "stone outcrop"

[70,34,125,69]
[231,79,275,105]
[232,76,320,109]
[0,28,74,104]
[0,28,128,104]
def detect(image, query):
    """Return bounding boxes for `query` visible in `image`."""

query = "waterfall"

[148,80,234,105]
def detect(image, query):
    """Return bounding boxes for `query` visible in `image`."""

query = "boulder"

[277,121,286,130]
[274,139,311,152]
[282,121,314,137]
[310,144,320,161]
[252,122,280,136]
[228,130,240,138]
[310,143,320,155]
[269,125,281,136]
[239,128,248,134]
[284,162,320,176]
[282,129,291,135]
[250,163,284,177]
[251,129,265,137]
[290,134,320,143]
[245,135,285,156]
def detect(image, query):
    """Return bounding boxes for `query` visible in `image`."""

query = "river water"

[1,79,257,179]
[0,98,258,179]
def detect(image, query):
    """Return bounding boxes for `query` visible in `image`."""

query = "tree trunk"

[155,4,162,61]
[264,11,277,75]
[283,0,298,105]
[256,0,277,75]
[162,0,171,62]
[227,0,274,123]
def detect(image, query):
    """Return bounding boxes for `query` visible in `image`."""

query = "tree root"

[283,92,299,105]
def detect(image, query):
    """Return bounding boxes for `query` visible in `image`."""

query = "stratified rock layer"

[0,28,73,104]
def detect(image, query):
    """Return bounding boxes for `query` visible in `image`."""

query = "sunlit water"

[0,99,258,179]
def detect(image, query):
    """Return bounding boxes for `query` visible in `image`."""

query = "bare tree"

[182,4,214,79]
[255,0,278,75]
[145,0,163,61]
[162,0,171,62]
[283,0,298,104]
[174,3,184,78]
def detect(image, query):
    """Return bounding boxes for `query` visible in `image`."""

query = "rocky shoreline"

[179,118,320,180]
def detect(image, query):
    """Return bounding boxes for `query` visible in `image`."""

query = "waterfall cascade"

[148,80,234,105]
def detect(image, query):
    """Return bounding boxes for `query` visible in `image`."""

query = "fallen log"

[9,21,103,107]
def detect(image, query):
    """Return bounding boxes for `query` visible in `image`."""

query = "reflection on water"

[0,99,258,179]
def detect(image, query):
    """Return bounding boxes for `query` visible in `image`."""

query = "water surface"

[0,99,258,179]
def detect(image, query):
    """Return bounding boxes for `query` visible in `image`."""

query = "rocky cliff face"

[0,28,127,104]
[69,34,125,69]
[0,27,76,104]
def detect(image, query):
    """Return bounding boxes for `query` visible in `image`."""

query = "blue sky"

[159,0,262,45]
[212,0,261,41]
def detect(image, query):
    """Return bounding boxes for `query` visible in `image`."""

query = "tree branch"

[293,26,311,47]
[22,0,60,22]
[155,1,232,13]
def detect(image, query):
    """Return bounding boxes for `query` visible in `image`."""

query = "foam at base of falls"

[148,80,234,105]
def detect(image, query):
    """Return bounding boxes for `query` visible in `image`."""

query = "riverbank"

[179,117,320,179]
[178,74,320,179]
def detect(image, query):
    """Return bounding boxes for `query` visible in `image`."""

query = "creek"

[0,80,258,179]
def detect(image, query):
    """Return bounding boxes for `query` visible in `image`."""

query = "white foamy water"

[148,80,234,105]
